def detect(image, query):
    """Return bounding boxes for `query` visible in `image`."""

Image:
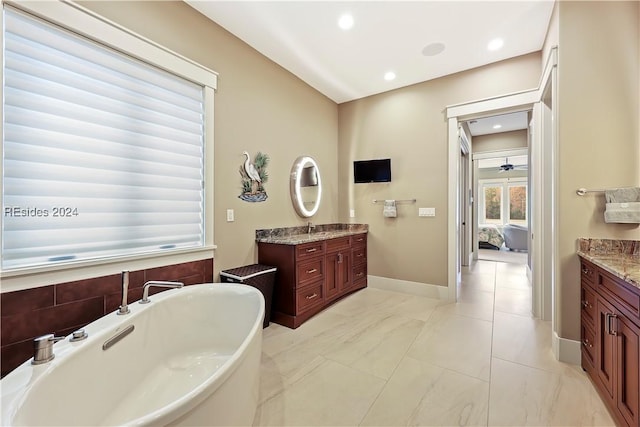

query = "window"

[483,185,503,224]
[1,3,216,275]
[508,184,527,223]
[479,179,527,226]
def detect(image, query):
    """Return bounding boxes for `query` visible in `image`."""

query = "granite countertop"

[577,238,640,289]
[256,223,368,245]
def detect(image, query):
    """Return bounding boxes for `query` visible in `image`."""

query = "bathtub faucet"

[117,270,130,315]
[140,281,184,304]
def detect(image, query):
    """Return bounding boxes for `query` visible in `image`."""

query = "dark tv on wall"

[353,158,391,183]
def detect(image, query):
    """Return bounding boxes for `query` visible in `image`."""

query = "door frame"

[459,126,472,270]
[445,47,559,356]
[446,89,538,302]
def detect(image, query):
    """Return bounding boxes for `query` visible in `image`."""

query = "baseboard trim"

[368,275,449,300]
[552,331,581,365]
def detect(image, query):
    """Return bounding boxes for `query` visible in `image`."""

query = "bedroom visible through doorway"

[467,117,530,266]
[477,168,528,265]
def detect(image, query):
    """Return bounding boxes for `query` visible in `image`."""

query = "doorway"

[474,149,529,265]
[446,47,561,360]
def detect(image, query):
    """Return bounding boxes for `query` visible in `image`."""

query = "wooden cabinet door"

[325,251,352,301]
[596,296,616,404]
[616,314,640,427]
[338,250,352,292]
[325,252,340,300]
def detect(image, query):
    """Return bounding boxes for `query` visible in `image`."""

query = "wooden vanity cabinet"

[258,233,367,328]
[351,234,368,291]
[580,257,640,427]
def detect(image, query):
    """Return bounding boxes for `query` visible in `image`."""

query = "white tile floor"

[253,260,615,426]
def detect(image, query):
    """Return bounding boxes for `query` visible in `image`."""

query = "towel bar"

[576,188,605,196]
[372,199,416,204]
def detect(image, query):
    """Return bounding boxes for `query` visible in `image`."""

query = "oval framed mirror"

[290,156,322,218]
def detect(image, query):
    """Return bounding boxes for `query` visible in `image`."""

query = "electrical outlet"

[226,209,234,222]
[349,209,355,218]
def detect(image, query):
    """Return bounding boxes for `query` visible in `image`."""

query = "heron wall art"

[239,151,269,202]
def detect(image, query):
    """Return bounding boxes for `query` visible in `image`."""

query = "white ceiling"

[185,1,555,104]
[478,155,528,170]
[467,111,529,136]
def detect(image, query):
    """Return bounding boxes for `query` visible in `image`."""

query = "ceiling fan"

[498,158,528,173]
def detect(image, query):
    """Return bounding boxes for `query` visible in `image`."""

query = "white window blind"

[2,7,205,271]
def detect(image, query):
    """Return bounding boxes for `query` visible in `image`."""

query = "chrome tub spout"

[140,281,184,304]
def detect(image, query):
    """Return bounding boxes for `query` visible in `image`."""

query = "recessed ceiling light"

[493,124,502,129]
[422,42,446,57]
[338,14,354,30]
[384,71,396,81]
[487,38,504,51]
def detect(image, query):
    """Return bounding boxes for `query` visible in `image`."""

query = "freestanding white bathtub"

[1,283,265,426]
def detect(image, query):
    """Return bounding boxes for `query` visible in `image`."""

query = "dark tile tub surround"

[0,258,213,377]
[256,223,368,244]
[577,238,640,288]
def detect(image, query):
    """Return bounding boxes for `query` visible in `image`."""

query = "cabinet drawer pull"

[306,248,317,253]
[356,253,364,258]
[306,268,317,274]
[581,300,591,309]
[356,238,364,242]
[582,339,593,348]
[582,267,590,275]
[356,272,364,277]
[605,313,619,336]
[306,293,318,300]
[609,313,618,336]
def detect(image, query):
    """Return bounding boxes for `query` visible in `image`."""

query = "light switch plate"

[226,209,234,222]
[419,207,436,217]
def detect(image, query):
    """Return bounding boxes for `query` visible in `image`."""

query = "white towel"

[605,187,640,203]
[383,200,397,218]
[604,202,640,223]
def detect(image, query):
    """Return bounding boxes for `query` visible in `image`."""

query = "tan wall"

[557,1,640,340]
[473,130,528,153]
[80,2,340,279]
[338,53,541,287]
[474,130,529,180]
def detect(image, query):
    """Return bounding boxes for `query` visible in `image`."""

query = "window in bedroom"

[482,185,503,224]
[479,179,527,226]
[1,4,216,273]
[508,183,527,224]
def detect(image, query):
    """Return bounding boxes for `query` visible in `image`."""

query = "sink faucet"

[307,221,315,234]
[32,333,65,365]
[117,270,130,315]
[140,281,184,304]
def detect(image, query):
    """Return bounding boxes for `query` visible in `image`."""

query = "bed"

[478,224,504,250]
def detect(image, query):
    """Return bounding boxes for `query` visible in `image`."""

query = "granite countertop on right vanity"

[577,238,640,289]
